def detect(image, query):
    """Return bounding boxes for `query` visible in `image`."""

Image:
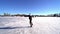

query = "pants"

[29,19,33,26]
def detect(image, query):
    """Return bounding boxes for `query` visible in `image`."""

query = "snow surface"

[0,16,60,34]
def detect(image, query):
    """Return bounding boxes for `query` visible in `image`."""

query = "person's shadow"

[0,26,31,29]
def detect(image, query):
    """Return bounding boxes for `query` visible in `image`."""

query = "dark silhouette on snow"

[0,26,30,29]
[28,14,33,27]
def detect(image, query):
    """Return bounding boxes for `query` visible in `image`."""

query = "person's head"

[29,13,31,15]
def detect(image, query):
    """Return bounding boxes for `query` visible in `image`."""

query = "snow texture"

[0,16,60,34]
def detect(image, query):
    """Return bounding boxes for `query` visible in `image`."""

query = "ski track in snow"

[0,16,60,34]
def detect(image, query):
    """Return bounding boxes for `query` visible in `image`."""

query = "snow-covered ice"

[0,16,60,34]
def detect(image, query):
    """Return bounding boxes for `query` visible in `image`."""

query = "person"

[29,14,33,27]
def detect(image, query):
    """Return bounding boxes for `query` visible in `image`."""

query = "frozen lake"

[0,16,60,34]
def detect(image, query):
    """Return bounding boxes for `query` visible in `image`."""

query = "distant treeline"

[0,13,60,17]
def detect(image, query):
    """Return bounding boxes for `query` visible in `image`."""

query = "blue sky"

[0,0,60,15]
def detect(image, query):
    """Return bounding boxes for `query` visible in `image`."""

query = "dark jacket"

[29,15,32,20]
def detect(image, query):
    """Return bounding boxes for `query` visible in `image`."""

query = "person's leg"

[30,20,33,27]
